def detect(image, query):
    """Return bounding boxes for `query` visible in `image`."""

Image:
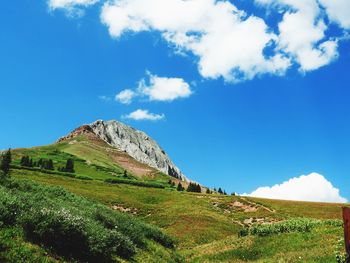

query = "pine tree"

[123,170,128,178]
[177,183,184,191]
[206,188,211,194]
[187,182,202,193]
[187,182,194,192]
[20,156,32,167]
[218,188,223,194]
[47,159,54,170]
[65,159,75,173]
[0,149,12,177]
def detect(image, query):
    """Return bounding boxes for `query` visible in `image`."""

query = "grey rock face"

[90,120,189,182]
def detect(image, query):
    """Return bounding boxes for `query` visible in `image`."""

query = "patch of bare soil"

[108,151,154,178]
[229,201,258,212]
[112,205,138,215]
[240,197,276,213]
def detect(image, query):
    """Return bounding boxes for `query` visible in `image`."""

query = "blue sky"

[1,0,350,202]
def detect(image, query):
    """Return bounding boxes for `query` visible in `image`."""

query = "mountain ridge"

[58,119,189,182]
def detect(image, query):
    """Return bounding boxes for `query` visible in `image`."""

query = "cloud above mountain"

[49,0,350,82]
[122,109,165,121]
[245,172,347,203]
[115,72,192,104]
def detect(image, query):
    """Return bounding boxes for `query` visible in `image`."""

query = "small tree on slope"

[0,149,12,178]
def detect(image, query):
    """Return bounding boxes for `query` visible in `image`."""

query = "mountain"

[58,120,189,182]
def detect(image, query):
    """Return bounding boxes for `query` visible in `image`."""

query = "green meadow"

[1,136,348,262]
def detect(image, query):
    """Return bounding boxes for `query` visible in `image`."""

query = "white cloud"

[319,0,350,29]
[115,72,192,104]
[138,73,192,101]
[100,0,290,82]
[245,172,347,203]
[48,0,99,17]
[115,89,136,104]
[123,109,164,121]
[256,0,340,72]
[50,0,350,81]
[48,0,98,9]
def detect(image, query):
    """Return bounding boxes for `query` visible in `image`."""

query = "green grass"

[0,227,58,263]
[5,137,349,262]
[0,177,177,262]
[12,168,346,260]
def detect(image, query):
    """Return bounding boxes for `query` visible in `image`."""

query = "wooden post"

[342,207,350,263]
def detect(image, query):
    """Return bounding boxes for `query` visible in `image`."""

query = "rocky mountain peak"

[59,120,189,182]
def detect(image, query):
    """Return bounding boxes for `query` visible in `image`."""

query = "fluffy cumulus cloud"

[50,0,350,81]
[256,0,340,71]
[123,109,164,121]
[115,72,192,104]
[319,0,350,29]
[138,73,192,101]
[100,0,291,82]
[246,172,347,203]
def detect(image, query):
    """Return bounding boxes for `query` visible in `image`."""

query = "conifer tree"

[65,158,75,173]
[47,159,54,170]
[0,149,12,177]
[177,183,184,191]
[187,182,202,193]
[218,188,223,194]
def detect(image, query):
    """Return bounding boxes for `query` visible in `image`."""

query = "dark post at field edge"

[342,207,350,263]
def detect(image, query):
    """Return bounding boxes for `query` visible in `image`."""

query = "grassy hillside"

[1,136,348,262]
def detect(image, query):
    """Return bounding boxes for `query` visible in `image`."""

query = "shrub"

[0,178,174,262]
[239,218,343,237]
[105,178,165,189]
[21,207,135,261]
[0,188,23,225]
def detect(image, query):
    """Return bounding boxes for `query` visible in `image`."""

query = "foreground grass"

[0,177,178,262]
[186,226,342,262]
[12,168,347,262]
[0,227,58,263]
[8,139,348,262]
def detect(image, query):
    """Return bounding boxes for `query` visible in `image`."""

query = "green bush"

[105,178,165,189]
[0,178,174,262]
[0,188,23,225]
[239,218,343,237]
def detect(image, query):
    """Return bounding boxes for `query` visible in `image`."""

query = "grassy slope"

[8,137,349,262]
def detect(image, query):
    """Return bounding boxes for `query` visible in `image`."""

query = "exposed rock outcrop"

[58,120,189,182]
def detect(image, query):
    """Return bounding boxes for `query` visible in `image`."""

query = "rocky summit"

[59,120,189,182]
